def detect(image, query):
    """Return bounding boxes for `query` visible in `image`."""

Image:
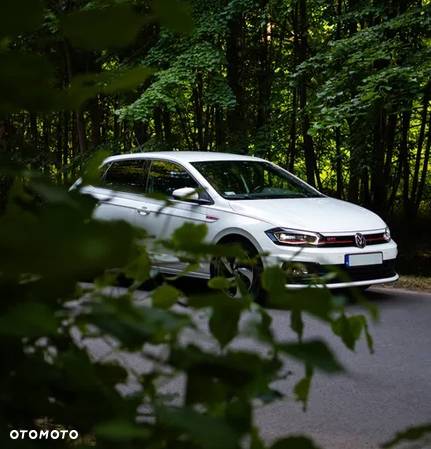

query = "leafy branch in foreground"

[0,180,378,449]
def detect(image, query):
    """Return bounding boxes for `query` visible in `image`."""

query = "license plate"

[345,253,383,267]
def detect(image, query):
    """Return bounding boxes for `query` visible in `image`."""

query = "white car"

[76,151,398,296]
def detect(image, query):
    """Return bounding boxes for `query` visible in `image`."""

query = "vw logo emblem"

[355,233,366,248]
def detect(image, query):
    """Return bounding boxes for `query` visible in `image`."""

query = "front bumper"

[281,260,398,289]
[262,240,398,289]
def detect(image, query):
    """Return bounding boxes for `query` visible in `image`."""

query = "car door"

[136,159,213,274]
[88,158,150,228]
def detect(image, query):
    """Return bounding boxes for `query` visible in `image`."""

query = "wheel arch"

[213,228,263,254]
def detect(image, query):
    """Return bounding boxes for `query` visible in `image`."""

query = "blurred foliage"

[0,176,377,449]
[0,1,426,449]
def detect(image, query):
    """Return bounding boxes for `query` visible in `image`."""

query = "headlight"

[383,226,391,242]
[265,228,321,246]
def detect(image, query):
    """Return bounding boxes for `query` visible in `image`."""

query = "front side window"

[147,160,202,198]
[191,160,322,200]
[103,159,148,193]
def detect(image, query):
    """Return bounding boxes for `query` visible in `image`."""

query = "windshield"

[191,160,323,200]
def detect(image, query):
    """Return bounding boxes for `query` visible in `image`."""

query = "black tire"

[210,239,264,302]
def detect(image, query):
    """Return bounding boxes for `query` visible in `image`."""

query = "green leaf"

[95,420,150,442]
[279,340,343,373]
[0,302,58,337]
[290,309,304,341]
[208,276,231,290]
[261,266,286,294]
[381,423,431,448]
[0,52,58,113]
[153,0,194,34]
[64,67,154,109]
[62,5,146,50]
[331,314,365,351]
[123,244,151,284]
[156,406,239,449]
[271,436,321,449]
[152,284,181,308]
[171,222,208,252]
[81,149,112,186]
[0,0,44,38]
[85,296,189,348]
[294,364,314,411]
[250,428,266,449]
[209,303,242,348]
[225,399,252,434]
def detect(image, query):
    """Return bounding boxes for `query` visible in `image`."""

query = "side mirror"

[172,187,199,201]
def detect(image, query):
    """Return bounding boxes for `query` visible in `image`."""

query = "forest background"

[0,0,430,279]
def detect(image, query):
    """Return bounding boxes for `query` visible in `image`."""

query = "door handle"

[137,206,149,216]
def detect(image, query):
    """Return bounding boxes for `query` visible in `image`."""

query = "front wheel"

[210,240,264,302]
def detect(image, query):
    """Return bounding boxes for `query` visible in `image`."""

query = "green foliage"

[0,0,44,38]
[0,1,426,449]
[381,423,431,448]
[61,4,147,50]
[279,340,343,373]
[153,0,194,34]
[118,42,235,123]
[271,436,321,449]
[0,178,379,447]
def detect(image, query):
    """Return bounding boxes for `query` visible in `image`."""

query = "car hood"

[228,197,386,233]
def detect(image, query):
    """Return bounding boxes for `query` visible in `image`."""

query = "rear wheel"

[210,239,264,301]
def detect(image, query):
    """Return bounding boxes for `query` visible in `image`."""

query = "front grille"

[321,259,396,283]
[319,233,388,248]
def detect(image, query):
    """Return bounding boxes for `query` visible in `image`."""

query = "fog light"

[282,262,309,279]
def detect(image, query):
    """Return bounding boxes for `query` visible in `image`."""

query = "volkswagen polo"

[74,151,398,296]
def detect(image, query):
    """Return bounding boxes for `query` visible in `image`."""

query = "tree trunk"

[256,2,272,158]
[335,128,343,198]
[226,11,247,153]
[371,109,386,213]
[75,110,86,160]
[410,82,430,210]
[416,112,431,212]
[400,110,411,216]
[288,88,297,172]
[297,0,315,186]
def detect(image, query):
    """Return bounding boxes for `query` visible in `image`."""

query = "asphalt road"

[80,285,431,449]
[255,287,431,449]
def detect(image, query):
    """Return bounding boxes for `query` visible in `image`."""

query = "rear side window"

[147,160,199,197]
[103,159,148,193]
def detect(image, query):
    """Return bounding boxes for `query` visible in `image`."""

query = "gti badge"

[355,233,366,248]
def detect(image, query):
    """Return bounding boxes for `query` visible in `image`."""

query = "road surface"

[80,285,431,449]
[255,287,431,449]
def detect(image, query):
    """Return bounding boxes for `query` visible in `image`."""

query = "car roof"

[104,151,266,164]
